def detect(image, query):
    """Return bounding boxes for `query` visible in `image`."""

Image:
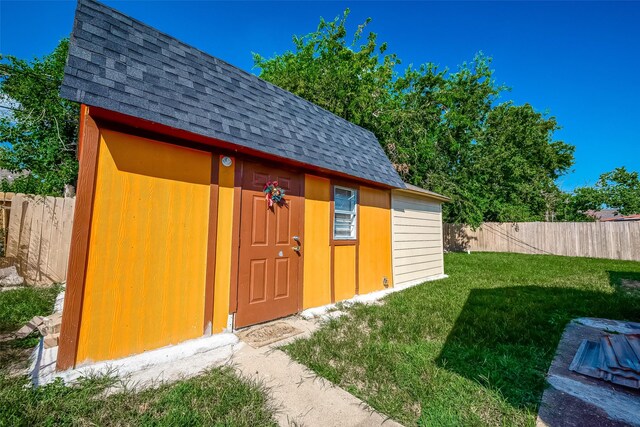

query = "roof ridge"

[63,0,404,188]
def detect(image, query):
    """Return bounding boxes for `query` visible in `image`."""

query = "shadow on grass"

[436,281,640,411]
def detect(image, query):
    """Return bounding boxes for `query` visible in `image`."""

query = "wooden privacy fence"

[3,193,75,285]
[443,222,640,262]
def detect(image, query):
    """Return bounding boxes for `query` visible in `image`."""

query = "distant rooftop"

[601,214,640,222]
[585,208,620,221]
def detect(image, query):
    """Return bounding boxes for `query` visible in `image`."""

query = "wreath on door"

[263,181,287,207]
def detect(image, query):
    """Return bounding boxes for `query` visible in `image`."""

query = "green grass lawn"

[0,285,61,371]
[0,366,275,427]
[0,286,60,333]
[285,252,640,426]
[0,286,276,427]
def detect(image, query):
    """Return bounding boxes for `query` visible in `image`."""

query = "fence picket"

[443,222,640,261]
[0,193,75,285]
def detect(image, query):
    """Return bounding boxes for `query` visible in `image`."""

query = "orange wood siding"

[333,244,357,301]
[302,175,331,309]
[212,156,235,332]
[57,106,99,370]
[76,129,211,364]
[358,186,393,294]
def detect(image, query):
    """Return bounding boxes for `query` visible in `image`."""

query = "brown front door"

[235,162,303,328]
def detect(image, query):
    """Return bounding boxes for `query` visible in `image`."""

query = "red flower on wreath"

[263,180,287,207]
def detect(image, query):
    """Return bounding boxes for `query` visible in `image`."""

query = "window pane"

[333,187,357,239]
[335,188,356,213]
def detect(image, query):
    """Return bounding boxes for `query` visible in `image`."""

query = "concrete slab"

[300,274,448,320]
[31,333,240,388]
[537,318,640,427]
[230,316,403,427]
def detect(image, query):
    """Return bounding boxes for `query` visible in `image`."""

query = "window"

[333,186,357,239]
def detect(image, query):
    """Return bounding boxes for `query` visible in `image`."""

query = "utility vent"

[570,333,640,389]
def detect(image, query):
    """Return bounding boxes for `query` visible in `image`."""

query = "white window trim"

[333,185,357,240]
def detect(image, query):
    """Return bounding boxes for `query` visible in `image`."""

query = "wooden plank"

[1,194,9,252]
[57,106,100,371]
[203,153,219,334]
[394,246,445,258]
[394,253,443,267]
[45,197,65,283]
[60,197,75,279]
[393,218,441,228]
[49,197,65,282]
[5,193,24,258]
[395,265,443,284]
[394,231,442,239]
[17,195,34,276]
[37,196,56,284]
[26,196,45,283]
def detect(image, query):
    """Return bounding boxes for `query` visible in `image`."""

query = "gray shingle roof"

[61,0,405,188]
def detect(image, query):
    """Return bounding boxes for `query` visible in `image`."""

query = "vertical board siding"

[302,175,331,309]
[392,191,444,287]
[212,156,235,333]
[334,244,356,301]
[57,107,99,370]
[5,194,75,285]
[443,222,640,261]
[76,130,211,364]
[0,192,13,252]
[358,186,393,294]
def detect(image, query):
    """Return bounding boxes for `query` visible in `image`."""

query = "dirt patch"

[237,321,303,348]
[620,279,640,291]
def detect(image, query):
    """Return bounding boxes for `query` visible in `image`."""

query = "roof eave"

[394,184,451,203]
[86,105,399,190]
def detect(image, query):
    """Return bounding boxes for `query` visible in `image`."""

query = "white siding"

[391,191,444,287]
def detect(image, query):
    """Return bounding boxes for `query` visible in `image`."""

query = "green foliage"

[569,167,640,219]
[0,285,60,333]
[475,103,575,222]
[0,39,79,196]
[254,9,398,140]
[391,55,505,226]
[254,11,575,226]
[285,253,640,425]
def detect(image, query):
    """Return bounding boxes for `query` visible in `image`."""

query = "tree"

[254,10,575,226]
[474,103,575,222]
[569,167,640,218]
[0,39,79,196]
[391,55,505,226]
[254,9,399,145]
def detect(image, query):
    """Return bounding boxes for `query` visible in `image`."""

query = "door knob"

[292,236,301,252]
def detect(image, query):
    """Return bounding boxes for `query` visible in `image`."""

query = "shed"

[391,185,450,287]
[56,0,449,370]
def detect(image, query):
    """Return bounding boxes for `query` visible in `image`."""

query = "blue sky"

[1,1,638,190]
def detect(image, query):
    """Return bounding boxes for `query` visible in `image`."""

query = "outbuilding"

[391,185,449,287]
[57,0,449,370]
